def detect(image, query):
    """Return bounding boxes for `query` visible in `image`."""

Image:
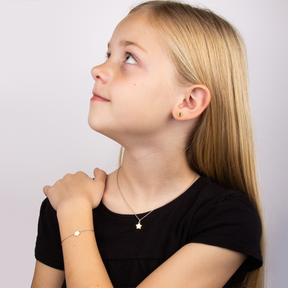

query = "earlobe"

[173,85,211,121]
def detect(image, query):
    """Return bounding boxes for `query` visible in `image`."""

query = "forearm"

[57,200,113,288]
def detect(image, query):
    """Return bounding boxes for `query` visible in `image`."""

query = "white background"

[0,0,287,287]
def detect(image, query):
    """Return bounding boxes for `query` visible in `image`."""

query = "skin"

[31,11,247,288]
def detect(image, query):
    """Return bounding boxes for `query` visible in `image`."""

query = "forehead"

[108,11,161,52]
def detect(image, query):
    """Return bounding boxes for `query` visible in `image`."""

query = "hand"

[43,168,107,212]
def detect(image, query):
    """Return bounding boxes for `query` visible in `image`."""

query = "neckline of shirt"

[96,176,207,221]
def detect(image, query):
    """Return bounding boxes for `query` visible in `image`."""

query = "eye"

[106,52,111,60]
[124,53,137,64]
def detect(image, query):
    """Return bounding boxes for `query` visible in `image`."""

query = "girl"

[31,1,263,287]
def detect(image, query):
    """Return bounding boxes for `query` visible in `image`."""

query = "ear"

[172,85,211,121]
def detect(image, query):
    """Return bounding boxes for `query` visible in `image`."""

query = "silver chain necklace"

[116,167,154,229]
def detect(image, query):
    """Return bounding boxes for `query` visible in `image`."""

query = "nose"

[91,63,110,84]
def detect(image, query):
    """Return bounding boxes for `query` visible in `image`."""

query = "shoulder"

[36,197,61,243]
[37,198,59,229]
[190,177,260,223]
[189,177,263,272]
[35,198,64,270]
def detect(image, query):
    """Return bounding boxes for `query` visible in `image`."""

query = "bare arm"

[31,260,64,288]
[56,200,113,288]
[139,243,246,288]
[37,169,114,288]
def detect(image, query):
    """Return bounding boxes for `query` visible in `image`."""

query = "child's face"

[89,11,182,144]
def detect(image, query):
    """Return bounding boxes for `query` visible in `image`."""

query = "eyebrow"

[107,40,148,54]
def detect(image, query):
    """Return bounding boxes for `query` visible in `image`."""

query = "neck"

[115,144,197,213]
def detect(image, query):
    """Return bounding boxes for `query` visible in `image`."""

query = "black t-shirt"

[35,176,262,288]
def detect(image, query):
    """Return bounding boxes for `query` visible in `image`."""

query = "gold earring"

[177,112,183,117]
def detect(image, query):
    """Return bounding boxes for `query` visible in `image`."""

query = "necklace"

[116,167,198,230]
[116,167,154,229]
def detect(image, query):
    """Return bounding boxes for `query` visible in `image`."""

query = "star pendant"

[136,222,142,229]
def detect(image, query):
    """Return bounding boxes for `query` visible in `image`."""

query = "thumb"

[93,168,107,181]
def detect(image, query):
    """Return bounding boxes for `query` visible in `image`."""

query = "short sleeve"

[35,198,64,270]
[190,191,262,273]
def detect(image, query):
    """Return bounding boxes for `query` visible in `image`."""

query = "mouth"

[91,93,110,102]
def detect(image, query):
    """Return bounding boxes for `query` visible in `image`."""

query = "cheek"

[111,73,171,117]
[111,75,140,103]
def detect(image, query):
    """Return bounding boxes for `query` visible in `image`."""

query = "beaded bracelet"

[61,229,94,244]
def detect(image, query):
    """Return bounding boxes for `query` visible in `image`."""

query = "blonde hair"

[128,1,265,287]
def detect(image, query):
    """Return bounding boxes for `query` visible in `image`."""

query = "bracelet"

[61,229,94,244]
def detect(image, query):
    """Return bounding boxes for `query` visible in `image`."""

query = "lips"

[91,93,110,102]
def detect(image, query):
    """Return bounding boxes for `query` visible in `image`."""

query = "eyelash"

[105,52,138,64]
[124,53,137,64]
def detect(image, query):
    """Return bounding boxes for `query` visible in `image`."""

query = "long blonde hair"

[129,1,264,287]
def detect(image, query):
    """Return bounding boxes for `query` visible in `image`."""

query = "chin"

[88,117,112,138]
[88,118,102,133]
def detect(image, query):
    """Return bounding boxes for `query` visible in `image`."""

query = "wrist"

[57,209,94,245]
[57,197,92,216]
[56,198,94,229]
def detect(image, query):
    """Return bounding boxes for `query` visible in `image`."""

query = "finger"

[93,168,106,181]
[43,185,51,196]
